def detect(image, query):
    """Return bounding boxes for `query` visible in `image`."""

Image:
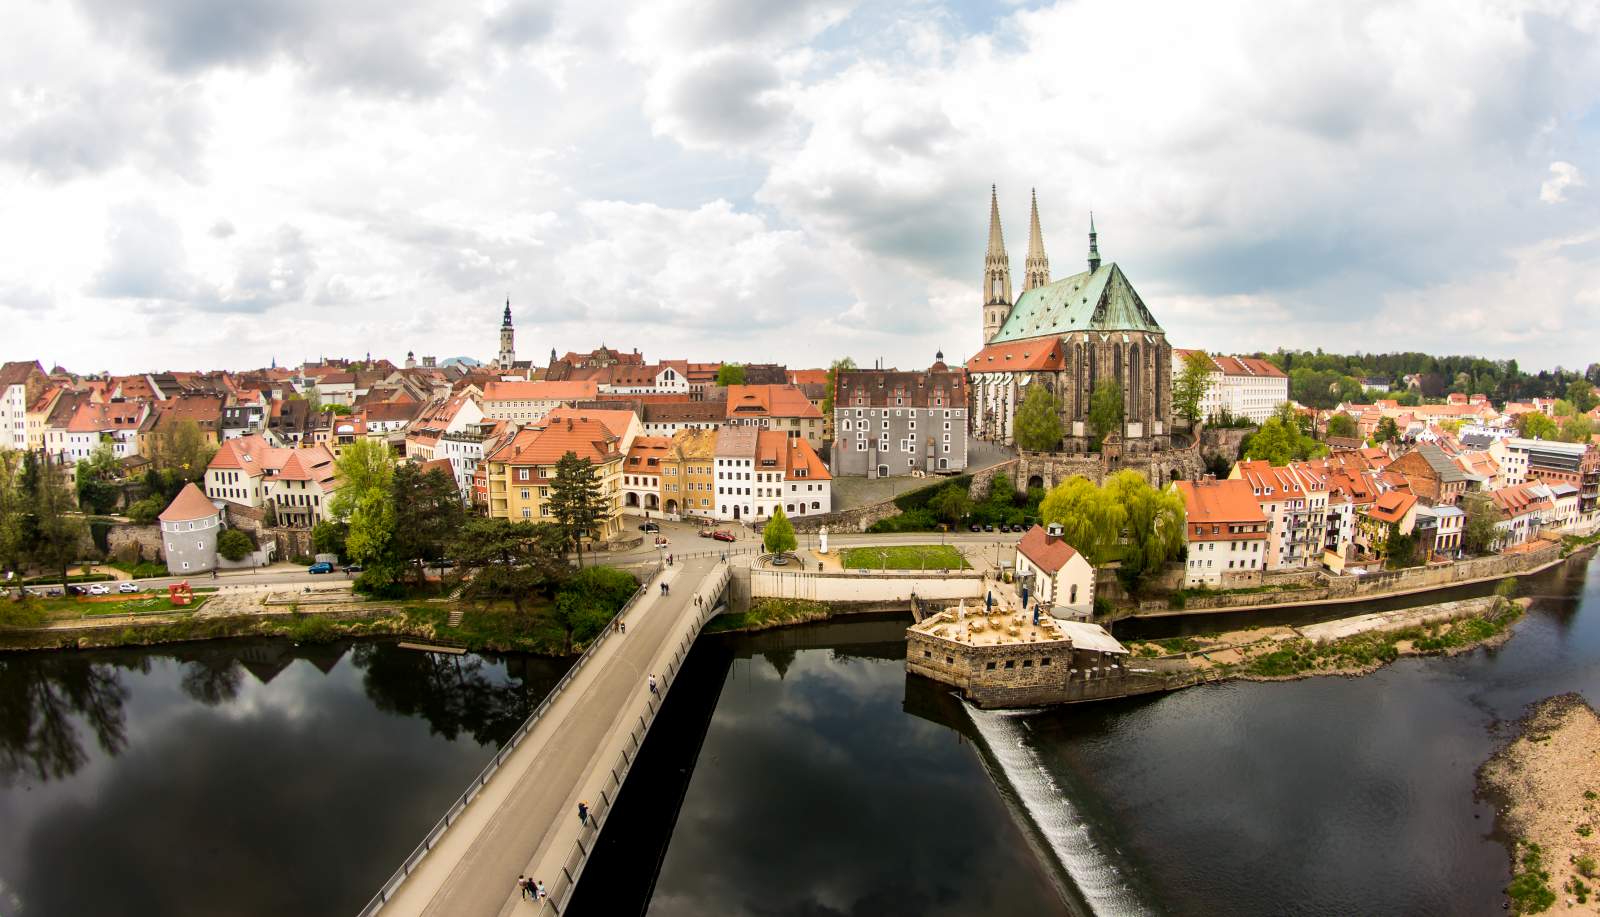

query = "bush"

[126,495,165,525]
[217,529,255,562]
[1506,841,1555,914]
[892,475,973,512]
[23,572,115,585]
[866,508,938,533]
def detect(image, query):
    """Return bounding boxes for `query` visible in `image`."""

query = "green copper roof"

[989,262,1163,342]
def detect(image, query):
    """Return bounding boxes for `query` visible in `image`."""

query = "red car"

[711,530,736,542]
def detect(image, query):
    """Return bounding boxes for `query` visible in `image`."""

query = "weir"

[359,557,733,917]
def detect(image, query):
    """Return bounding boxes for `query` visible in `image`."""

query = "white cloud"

[2,0,1599,373]
[1540,161,1585,203]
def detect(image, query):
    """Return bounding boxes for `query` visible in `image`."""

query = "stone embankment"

[1479,694,1600,913]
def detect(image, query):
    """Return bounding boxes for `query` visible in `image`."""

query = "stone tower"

[1087,213,1101,272]
[497,297,516,368]
[1022,188,1050,292]
[981,185,1013,344]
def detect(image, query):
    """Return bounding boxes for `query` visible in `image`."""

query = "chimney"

[1046,522,1064,540]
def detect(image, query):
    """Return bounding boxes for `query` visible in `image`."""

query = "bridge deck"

[372,556,728,917]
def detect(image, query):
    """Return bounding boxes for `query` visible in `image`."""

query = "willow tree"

[1038,476,1123,565]
[1104,470,1186,590]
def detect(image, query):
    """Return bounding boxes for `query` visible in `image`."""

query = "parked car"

[88,583,112,595]
[969,523,981,533]
[640,522,660,533]
[698,528,715,538]
[67,584,88,595]
[341,564,363,573]
[983,523,995,532]
[308,562,334,574]
[711,530,736,543]
[118,582,141,594]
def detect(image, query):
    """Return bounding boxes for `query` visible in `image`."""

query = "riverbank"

[1125,593,1528,681]
[1479,694,1600,913]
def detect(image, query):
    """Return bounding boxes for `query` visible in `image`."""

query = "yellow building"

[485,416,624,541]
[660,427,718,520]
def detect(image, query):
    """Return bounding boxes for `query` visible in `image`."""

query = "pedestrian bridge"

[359,556,734,917]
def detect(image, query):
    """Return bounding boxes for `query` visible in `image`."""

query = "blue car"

[308,562,334,574]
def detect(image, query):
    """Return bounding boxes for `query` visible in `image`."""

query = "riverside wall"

[749,568,984,603]
[1133,540,1564,615]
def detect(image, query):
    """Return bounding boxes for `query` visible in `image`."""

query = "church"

[966,188,1175,459]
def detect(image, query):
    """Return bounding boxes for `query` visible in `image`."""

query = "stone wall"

[967,459,1019,501]
[107,524,164,562]
[1155,539,1563,613]
[906,627,1165,708]
[1016,444,1205,492]
[1198,426,1253,465]
[789,499,906,534]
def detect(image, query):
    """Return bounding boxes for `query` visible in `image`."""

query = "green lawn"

[12,593,208,621]
[839,544,970,571]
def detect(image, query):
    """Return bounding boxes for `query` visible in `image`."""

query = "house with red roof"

[1172,476,1270,588]
[1016,523,1096,619]
[205,434,340,525]
[483,416,624,540]
[483,380,600,424]
[724,384,825,450]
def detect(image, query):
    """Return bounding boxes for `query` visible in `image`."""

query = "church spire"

[502,296,512,327]
[1087,212,1101,272]
[1022,188,1050,292]
[981,185,1013,344]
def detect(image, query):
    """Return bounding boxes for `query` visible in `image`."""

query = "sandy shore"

[1480,694,1600,913]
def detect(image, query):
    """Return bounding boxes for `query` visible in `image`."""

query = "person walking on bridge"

[648,673,658,695]
[518,875,531,900]
[577,800,589,825]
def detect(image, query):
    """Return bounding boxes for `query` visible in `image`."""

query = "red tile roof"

[1365,490,1416,524]
[1174,478,1268,539]
[160,483,220,522]
[1018,525,1081,574]
[965,339,1066,372]
[484,380,599,402]
[724,384,822,419]
[488,418,620,465]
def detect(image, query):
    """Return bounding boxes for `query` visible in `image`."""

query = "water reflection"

[0,653,131,783]
[0,639,571,917]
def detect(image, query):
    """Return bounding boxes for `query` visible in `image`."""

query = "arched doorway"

[666,499,679,514]
[646,494,659,511]
[733,506,742,520]
[1027,474,1045,491]
[625,492,639,508]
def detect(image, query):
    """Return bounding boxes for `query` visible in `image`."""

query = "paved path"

[376,556,723,917]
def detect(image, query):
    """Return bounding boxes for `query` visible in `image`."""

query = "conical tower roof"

[1022,188,1050,292]
[986,185,1006,256]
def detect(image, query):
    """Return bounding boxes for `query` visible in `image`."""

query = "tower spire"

[980,185,1014,344]
[1023,188,1050,292]
[1087,212,1101,272]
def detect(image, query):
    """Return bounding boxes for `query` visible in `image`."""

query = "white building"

[482,380,599,424]
[1016,523,1096,619]
[1172,350,1289,425]
[712,426,831,522]
[0,361,44,451]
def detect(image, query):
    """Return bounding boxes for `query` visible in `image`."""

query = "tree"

[1325,413,1358,439]
[1243,417,1325,465]
[1559,414,1593,444]
[390,463,464,580]
[0,450,23,580]
[1516,412,1558,441]
[75,444,121,515]
[329,439,394,521]
[1461,493,1500,555]
[311,520,349,558]
[715,364,746,386]
[821,357,856,418]
[1088,379,1124,450]
[548,452,605,567]
[152,419,215,481]
[1173,350,1213,426]
[451,518,571,617]
[1014,385,1063,452]
[551,566,637,654]
[1038,476,1123,565]
[1552,399,1577,418]
[1373,416,1401,444]
[927,484,973,525]
[1104,470,1186,592]
[217,529,254,562]
[125,496,164,525]
[762,505,797,556]
[31,463,87,586]
[1566,379,1597,413]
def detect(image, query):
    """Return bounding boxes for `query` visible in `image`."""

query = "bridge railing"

[540,563,732,915]
[355,566,666,917]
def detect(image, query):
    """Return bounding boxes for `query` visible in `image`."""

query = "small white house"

[1016,523,1096,620]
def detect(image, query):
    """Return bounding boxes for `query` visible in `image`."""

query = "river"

[1,553,1593,916]
[577,551,1600,916]
[0,639,570,917]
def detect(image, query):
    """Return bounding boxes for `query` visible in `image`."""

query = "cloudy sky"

[3,0,1598,375]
